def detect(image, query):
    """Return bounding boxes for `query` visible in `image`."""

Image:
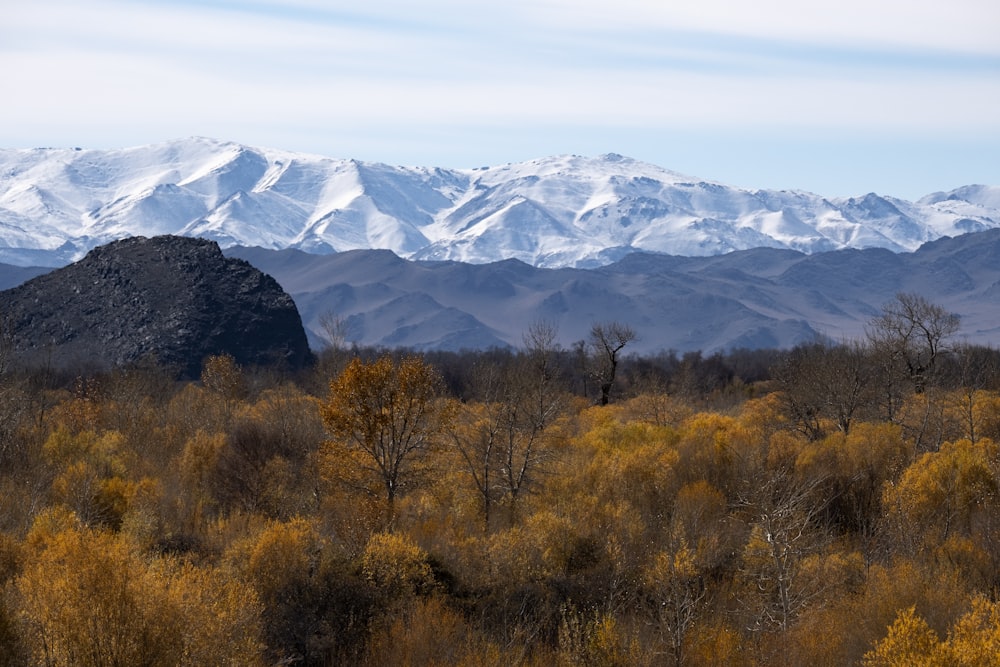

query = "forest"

[1,293,999,666]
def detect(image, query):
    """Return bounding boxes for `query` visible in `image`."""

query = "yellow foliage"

[863,606,943,667]
[364,597,509,667]
[934,535,994,590]
[241,517,321,602]
[11,349,1000,666]
[795,550,866,602]
[585,440,679,515]
[672,480,732,569]
[47,393,102,434]
[485,511,582,584]
[676,412,740,488]
[200,353,245,402]
[846,421,909,462]
[735,393,789,447]
[684,621,752,667]
[857,560,972,644]
[855,592,1000,667]
[321,355,450,519]
[645,541,699,583]
[942,596,1000,666]
[679,412,738,450]
[618,392,695,427]
[793,421,908,497]
[360,531,436,600]
[557,608,638,667]
[884,438,998,543]
[940,388,1000,443]
[42,426,136,484]
[244,385,324,458]
[13,524,265,666]
[178,430,227,497]
[578,407,679,453]
[576,403,627,433]
[165,383,236,439]
[159,559,265,666]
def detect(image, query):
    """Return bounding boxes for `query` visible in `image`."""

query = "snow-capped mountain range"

[1,137,997,268]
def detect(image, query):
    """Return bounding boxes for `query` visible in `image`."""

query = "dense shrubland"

[1,296,999,666]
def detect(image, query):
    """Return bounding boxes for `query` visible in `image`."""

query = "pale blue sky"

[2,0,998,199]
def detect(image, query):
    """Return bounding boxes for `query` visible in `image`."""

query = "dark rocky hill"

[0,235,312,377]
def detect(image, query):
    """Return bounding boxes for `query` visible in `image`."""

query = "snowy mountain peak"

[0,138,997,268]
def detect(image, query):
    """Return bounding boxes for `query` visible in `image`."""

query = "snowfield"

[0,137,997,268]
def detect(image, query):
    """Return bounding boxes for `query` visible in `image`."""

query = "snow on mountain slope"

[0,138,997,267]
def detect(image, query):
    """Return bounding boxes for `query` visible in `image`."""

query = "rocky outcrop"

[0,235,312,377]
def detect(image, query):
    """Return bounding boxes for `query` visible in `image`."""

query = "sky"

[2,0,999,200]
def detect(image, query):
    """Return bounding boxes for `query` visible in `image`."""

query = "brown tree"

[320,355,449,523]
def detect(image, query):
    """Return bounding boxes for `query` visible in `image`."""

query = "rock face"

[0,235,312,377]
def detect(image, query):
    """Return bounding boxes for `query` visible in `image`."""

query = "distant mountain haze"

[224,229,1000,355]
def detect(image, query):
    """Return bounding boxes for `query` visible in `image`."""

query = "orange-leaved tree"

[320,355,450,524]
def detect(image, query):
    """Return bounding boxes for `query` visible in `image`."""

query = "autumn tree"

[862,606,941,667]
[942,595,1000,665]
[228,517,373,664]
[794,423,909,565]
[200,353,247,424]
[448,366,507,531]
[882,438,998,553]
[320,355,450,524]
[643,541,706,666]
[589,322,637,406]
[14,517,265,666]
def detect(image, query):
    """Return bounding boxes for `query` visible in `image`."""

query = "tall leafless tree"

[867,292,960,396]
[589,322,637,406]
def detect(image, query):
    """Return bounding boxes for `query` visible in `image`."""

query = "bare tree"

[589,322,637,406]
[943,343,1000,444]
[318,310,348,352]
[736,467,838,636]
[449,322,565,529]
[772,340,875,439]
[449,362,507,530]
[867,293,960,395]
[522,319,563,433]
[0,315,23,465]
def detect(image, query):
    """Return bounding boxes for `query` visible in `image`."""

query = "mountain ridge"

[224,228,1000,354]
[1,137,997,268]
[2,230,996,356]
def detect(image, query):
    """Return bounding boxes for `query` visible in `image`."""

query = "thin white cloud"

[524,0,1000,55]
